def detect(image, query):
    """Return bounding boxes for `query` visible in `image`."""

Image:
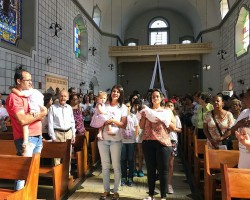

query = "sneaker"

[138,170,144,177]
[127,178,134,187]
[133,170,138,177]
[168,185,174,194]
[99,192,110,200]
[111,192,119,200]
[121,178,127,186]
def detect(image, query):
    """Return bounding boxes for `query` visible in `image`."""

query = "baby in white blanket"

[140,105,172,128]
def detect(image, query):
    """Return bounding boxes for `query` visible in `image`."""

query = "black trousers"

[142,140,171,198]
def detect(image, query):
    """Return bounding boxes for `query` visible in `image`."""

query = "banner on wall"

[45,74,68,95]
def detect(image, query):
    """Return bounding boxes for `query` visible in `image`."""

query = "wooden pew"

[40,140,71,200]
[0,132,13,140]
[232,139,239,150]
[204,145,239,200]
[0,153,40,200]
[85,127,99,166]
[72,132,89,179]
[221,163,250,200]
[193,135,206,186]
[187,128,194,169]
[0,139,71,200]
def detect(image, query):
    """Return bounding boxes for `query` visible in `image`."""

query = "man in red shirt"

[6,68,47,190]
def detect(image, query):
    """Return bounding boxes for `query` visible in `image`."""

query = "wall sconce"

[203,64,211,70]
[238,79,244,85]
[80,81,86,86]
[217,49,227,60]
[89,47,97,56]
[16,64,23,70]
[106,88,111,92]
[208,87,213,91]
[49,0,62,37]
[108,64,114,71]
[118,74,125,78]
[224,68,228,71]
[193,74,199,78]
[46,56,52,65]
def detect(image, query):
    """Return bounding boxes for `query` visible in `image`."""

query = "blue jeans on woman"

[98,140,122,193]
[14,135,43,190]
[121,143,135,180]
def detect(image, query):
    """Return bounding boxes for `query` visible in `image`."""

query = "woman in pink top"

[139,89,176,200]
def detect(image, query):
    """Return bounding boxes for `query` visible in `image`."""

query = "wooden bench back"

[0,155,33,180]
[41,140,71,159]
[205,145,239,171]
[221,164,250,199]
[0,132,14,140]
[194,134,207,157]
[0,153,40,200]
[0,140,16,155]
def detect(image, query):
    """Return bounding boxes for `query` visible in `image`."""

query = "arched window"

[148,18,169,45]
[73,15,88,61]
[179,36,194,44]
[125,38,138,46]
[0,0,22,45]
[235,7,249,57]
[220,0,229,19]
[92,5,101,27]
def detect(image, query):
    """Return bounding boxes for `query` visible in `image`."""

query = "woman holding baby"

[139,88,176,200]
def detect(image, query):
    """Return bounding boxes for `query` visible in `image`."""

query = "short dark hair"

[200,92,211,103]
[43,93,53,106]
[14,69,29,85]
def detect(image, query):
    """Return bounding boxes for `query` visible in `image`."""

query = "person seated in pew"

[6,68,47,190]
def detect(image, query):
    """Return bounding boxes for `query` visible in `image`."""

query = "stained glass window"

[0,0,22,45]
[74,21,81,58]
[243,13,249,52]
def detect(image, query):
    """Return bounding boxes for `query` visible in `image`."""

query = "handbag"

[211,111,233,150]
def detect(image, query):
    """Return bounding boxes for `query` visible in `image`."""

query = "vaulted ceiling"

[77,0,223,39]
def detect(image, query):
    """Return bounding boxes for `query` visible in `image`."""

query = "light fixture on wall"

[118,74,124,78]
[217,49,227,60]
[79,81,86,86]
[108,64,114,71]
[193,74,199,78]
[238,79,244,85]
[89,47,97,56]
[203,64,211,70]
[46,56,52,65]
[49,0,62,37]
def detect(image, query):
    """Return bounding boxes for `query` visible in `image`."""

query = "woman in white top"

[98,85,127,200]
[231,89,250,168]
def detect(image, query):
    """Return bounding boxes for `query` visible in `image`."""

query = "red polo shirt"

[6,93,42,140]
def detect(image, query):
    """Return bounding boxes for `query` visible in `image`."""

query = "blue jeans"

[14,135,43,190]
[98,140,122,193]
[121,143,135,179]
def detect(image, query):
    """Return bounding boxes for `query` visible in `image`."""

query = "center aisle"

[69,156,194,200]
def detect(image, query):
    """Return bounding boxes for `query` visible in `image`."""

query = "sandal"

[111,192,119,200]
[99,192,110,200]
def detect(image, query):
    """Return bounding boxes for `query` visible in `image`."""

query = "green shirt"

[196,103,213,129]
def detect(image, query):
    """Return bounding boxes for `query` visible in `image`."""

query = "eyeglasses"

[22,79,32,82]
